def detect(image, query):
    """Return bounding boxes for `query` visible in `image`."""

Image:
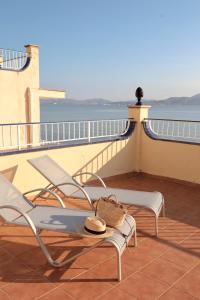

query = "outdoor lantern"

[135,87,143,105]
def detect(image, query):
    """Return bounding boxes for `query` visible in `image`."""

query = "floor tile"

[0,259,33,288]
[0,289,11,300]
[0,173,200,299]
[75,246,114,269]
[97,287,137,300]
[122,246,154,271]
[0,248,14,266]
[17,247,57,271]
[38,261,87,283]
[136,238,171,258]
[158,287,198,300]
[140,257,186,285]
[119,272,169,300]
[175,264,200,298]
[2,275,57,300]
[61,270,113,300]
[161,247,199,271]
[91,257,135,284]
[37,286,74,300]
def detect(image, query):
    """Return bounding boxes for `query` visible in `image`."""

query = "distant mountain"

[156,93,200,105]
[41,93,200,106]
[42,98,113,105]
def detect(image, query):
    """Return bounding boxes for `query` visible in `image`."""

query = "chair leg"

[116,249,122,282]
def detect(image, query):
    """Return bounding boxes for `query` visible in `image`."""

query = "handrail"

[0,118,129,126]
[143,118,200,144]
[144,118,200,123]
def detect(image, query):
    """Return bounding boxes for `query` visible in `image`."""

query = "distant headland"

[41,93,200,106]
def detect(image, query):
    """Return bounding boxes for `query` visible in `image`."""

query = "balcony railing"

[144,118,200,144]
[0,119,132,152]
[0,48,28,71]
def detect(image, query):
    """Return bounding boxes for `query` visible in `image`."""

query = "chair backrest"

[28,155,78,195]
[0,173,33,222]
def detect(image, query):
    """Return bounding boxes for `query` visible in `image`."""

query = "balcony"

[0,172,199,299]
[0,105,200,299]
[0,48,30,71]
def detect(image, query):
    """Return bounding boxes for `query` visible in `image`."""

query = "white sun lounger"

[28,155,165,236]
[0,172,136,281]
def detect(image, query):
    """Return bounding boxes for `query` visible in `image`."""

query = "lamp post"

[135,87,143,106]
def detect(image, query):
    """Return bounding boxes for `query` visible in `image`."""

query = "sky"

[1,0,200,100]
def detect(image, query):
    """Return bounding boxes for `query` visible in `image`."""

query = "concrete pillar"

[23,45,40,147]
[24,45,40,124]
[128,105,151,172]
[24,44,40,89]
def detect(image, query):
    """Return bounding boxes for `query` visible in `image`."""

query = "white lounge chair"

[28,155,165,236]
[0,172,136,281]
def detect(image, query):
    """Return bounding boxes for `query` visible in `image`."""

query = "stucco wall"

[0,45,40,124]
[0,137,135,192]
[0,45,65,125]
[140,132,200,184]
[128,105,200,184]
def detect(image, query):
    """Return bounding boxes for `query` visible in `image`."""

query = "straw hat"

[83,216,113,238]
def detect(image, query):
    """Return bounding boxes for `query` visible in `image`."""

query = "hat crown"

[85,216,106,233]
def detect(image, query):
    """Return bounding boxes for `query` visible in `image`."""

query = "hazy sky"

[1,0,200,100]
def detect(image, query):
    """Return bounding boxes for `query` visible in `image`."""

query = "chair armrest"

[0,205,38,235]
[56,182,94,209]
[23,188,65,208]
[73,172,106,188]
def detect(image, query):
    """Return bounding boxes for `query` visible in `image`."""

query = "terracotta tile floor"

[0,173,200,299]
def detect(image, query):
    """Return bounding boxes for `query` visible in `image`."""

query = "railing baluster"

[0,48,28,71]
[9,125,12,147]
[62,123,65,141]
[0,119,131,151]
[45,124,48,142]
[88,121,91,142]
[17,125,21,150]
[145,119,200,143]
[51,123,53,142]
[68,123,70,140]
[57,123,59,142]
[73,122,75,140]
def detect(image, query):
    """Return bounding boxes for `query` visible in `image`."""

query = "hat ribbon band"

[84,226,106,235]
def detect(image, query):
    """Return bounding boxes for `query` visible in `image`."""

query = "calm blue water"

[40,103,200,122]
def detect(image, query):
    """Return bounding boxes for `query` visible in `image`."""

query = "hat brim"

[80,227,113,239]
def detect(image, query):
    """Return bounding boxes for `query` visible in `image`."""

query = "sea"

[41,102,200,122]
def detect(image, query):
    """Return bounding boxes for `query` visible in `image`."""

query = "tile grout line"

[155,260,200,300]
[110,226,200,298]
[33,222,200,300]
[0,287,13,299]
[1,214,199,300]
[35,284,77,300]
[33,250,118,300]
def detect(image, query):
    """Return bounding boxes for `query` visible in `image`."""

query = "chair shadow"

[0,215,200,285]
[73,138,132,183]
[0,232,118,284]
